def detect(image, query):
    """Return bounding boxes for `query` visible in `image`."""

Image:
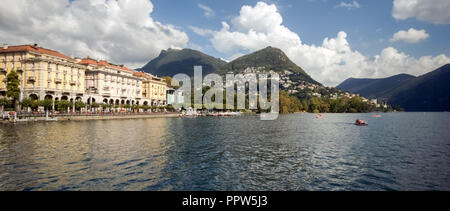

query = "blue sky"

[1,0,449,85]
[151,0,450,60]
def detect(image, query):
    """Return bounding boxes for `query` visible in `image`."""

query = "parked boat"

[181,107,199,117]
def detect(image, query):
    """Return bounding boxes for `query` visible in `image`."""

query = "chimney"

[32,43,38,49]
[2,44,8,50]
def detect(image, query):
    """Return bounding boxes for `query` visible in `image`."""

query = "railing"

[14,111,178,118]
[28,76,36,82]
[55,78,62,83]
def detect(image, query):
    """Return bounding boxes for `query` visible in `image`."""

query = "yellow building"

[1,44,167,110]
[79,58,146,106]
[0,44,86,103]
[137,72,167,106]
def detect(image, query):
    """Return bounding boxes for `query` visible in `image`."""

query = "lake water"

[1,113,449,191]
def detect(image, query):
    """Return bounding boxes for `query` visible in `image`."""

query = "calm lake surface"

[1,113,449,191]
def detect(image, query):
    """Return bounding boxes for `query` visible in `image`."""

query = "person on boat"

[355,119,367,125]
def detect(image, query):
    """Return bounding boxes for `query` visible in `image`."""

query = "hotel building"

[0,44,86,103]
[79,58,147,106]
[138,72,167,107]
[0,44,167,110]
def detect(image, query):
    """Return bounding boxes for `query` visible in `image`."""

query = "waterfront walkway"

[1,112,180,123]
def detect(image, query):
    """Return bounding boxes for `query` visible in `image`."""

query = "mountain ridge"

[139,48,227,77]
[337,64,450,111]
[140,46,321,86]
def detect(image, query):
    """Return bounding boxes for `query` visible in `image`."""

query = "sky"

[1,0,449,86]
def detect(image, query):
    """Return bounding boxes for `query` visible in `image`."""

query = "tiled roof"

[79,58,134,72]
[0,44,72,60]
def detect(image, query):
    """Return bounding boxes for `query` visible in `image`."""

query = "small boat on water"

[180,107,199,117]
[372,114,382,118]
[316,114,324,119]
[355,119,368,126]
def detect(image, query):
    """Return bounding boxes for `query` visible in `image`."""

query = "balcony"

[70,80,77,86]
[0,68,6,73]
[103,86,110,91]
[55,78,62,84]
[28,76,36,82]
[16,68,23,73]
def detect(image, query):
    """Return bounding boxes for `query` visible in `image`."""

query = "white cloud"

[393,0,450,24]
[189,26,214,36]
[198,4,215,18]
[390,28,429,43]
[335,1,360,9]
[0,0,189,68]
[195,2,450,86]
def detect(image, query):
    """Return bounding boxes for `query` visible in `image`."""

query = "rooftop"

[0,44,72,60]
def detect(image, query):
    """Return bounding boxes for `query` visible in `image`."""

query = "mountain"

[139,48,227,77]
[337,74,416,99]
[140,46,322,86]
[219,46,321,85]
[387,64,450,111]
[337,64,450,111]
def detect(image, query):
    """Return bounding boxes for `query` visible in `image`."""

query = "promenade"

[1,112,180,123]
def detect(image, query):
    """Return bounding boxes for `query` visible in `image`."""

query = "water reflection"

[1,113,450,191]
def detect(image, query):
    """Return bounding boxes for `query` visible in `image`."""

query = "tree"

[6,71,20,110]
[20,98,34,111]
[39,99,53,111]
[75,101,86,111]
[91,102,100,109]
[56,100,71,113]
[0,98,10,111]
[162,76,180,88]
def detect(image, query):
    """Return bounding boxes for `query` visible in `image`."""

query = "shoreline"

[1,113,181,124]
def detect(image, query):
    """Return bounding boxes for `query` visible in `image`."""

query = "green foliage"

[140,105,150,110]
[38,99,53,111]
[279,92,382,114]
[0,98,11,108]
[102,103,112,109]
[20,98,39,110]
[6,71,20,109]
[161,76,181,88]
[91,102,100,108]
[55,100,71,112]
[75,101,86,111]
[279,91,303,114]
[20,98,33,108]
